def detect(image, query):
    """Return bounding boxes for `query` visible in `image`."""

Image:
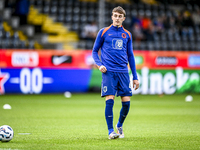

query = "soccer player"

[92,6,139,139]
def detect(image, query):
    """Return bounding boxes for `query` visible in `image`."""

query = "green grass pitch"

[0,93,200,150]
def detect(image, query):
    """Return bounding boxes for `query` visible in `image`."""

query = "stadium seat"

[182,42,189,51]
[152,10,158,17]
[51,0,58,7]
[174,33,181,41]
[78,40,87,49]
[188,35,195,42]
[196,43,200,51]
[145,9,152,17]
[50,6,57,14]
[85,40,94,49]
[80,15,87,24]
[167,34,174,41]
[66,7,73,15]
[154,42,161,50]
[65,15,72,23]
[57,15,65,23]
[132,41,139,50]
[160,33,167,41]
[189,42,196,51]
[131,10,138,17]
[175,41,182,50]
[73,7,80,15]
[59,0,66,6]
[73,15,80,23]
[138,9,145,16]
[43,6,50,14]
[160,41,168,50]
[0,30,2,39]
[146,42,154,50]
[58,6,65,15]
[44,0,50,6]
[71,23,79,31]
[140,42,147,50]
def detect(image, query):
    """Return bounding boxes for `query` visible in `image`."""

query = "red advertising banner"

[0,49,200,94]
[133,51,200,69]
[0,49,200,69]
[0,49,92,69]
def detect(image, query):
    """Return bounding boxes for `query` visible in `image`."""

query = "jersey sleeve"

[127,33,138,80]
[92,28,104,67]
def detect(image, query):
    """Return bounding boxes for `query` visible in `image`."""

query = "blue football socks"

[117,101,130,128]
[105,99,114,135]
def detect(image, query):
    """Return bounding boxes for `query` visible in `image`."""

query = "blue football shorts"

[101,71,132,97]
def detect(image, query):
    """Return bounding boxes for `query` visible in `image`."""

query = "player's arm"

[127,33,139,90]
[92,29,107,73]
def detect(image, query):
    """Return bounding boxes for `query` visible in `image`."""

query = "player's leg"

[105,95,115,135]
[117,96,130,127]
[105,95,119,139]
[116,72,132,138]
[102,72,119,139]
[116,96,130,138]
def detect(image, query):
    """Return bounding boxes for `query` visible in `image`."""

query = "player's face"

[112,12,125,27]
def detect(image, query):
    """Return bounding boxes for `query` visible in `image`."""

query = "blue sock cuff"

[108,129,114,135]
[122,101,130,106]
[117,121,122,128]
[106,99,114,104]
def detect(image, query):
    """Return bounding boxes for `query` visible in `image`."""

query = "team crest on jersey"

[112,39,123,50]
[122,33,126,38]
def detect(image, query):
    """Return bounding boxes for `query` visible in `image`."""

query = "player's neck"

[112,24,122,28]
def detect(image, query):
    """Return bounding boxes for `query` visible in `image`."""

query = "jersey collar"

[111,24,123,30]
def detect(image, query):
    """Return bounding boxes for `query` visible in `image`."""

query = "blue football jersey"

[92,24,138,80]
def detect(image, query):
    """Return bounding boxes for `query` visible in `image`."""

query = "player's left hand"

[133,80,139,90]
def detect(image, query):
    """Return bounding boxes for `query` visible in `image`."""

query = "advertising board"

[0,50,200,94]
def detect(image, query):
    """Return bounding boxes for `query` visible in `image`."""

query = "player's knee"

[105,95,115,100]
[121,96,130,102]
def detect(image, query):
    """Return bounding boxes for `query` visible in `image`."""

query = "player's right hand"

[99,65,107,73]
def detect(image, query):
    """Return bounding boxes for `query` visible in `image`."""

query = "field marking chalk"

[18,133,31,135]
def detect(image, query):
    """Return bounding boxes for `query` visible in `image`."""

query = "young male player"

[92,6,139,139]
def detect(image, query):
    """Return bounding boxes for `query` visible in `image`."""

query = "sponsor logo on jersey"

[112,39,123,50]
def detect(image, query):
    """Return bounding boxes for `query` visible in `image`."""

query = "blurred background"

[0,0,200,95]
